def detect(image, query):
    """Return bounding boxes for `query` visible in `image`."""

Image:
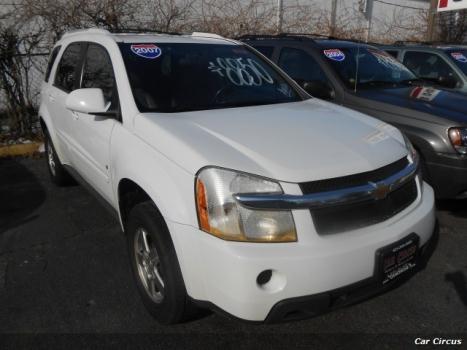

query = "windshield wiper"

[356,80,399,88]
[398,78,428,86]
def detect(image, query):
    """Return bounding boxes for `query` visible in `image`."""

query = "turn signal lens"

[196,179,210,232]
[448,128,467,155]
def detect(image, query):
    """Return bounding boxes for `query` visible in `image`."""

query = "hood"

[356,85,467,125]
[134,99,408,183]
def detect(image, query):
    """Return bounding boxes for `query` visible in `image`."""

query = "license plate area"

[376,233,420,285]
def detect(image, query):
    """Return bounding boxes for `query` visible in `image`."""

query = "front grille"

[299,157,408,194]
[299,158,418,235]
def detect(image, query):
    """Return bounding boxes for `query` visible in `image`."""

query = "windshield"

[119,43,302,113]
[446,49,467,75]
[321,46,417,89]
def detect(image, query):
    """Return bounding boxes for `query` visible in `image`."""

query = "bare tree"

[372,6,429,43]
[438,9,467,43]
[194,0,276,37]
[0,25,45,137]
[314,3,368,40]
[146,0,197,32]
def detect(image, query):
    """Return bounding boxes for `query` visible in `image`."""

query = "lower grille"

[311,179,418,235]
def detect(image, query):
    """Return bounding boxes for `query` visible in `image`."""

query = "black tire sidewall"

[126,202,188,324]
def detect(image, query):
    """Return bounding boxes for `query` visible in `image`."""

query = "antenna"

[354,44,361,93]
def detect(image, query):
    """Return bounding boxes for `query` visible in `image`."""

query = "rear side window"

[54,42,83,92]
[385,50,399,59]
[44,46,61,82]
[81,43,118,109]
[253,46,274,59]
[403,51,461,86]
[278,47,328,84]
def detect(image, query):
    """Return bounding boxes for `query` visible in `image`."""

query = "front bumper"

[168,181,436,322]
[264,227,437,323]
[426,153,467,198]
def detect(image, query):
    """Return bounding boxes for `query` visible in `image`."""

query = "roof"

[59,28,237,45]
[315,40,376,49]
[239,34,378,49]
[382,43,467,51]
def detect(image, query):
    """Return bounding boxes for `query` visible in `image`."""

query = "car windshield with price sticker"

[322,46,417,89]
[119,43,302,113]
[446,49,467,74]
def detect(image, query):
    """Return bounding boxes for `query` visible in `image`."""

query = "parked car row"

[240,35,467,199]
[38,29,462,325]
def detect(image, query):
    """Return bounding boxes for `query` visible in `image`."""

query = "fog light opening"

[257,270,273,286]
[256,269,287,293]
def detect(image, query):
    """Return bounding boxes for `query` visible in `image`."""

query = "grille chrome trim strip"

[233,157,419,210]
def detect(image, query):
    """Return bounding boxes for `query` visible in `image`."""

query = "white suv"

[39,28,436,324]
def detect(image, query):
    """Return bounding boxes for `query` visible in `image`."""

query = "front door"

[67,43,120,204]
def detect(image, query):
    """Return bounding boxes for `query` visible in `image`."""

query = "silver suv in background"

[381,43,467,94]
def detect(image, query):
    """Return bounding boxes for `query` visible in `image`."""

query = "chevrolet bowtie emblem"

[370,182,391,200]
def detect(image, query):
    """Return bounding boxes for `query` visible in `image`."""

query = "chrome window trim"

[233,157,419,210]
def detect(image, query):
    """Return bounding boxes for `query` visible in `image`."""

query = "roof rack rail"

[394,40,431,46]
[192,32,224,39]
[394,40,467,46]
[61,26,183,39]
[61,28,111,39]
[237,33,328,42]
[109,27,182,36]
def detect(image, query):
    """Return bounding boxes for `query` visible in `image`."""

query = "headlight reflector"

[195,167,297,242]
[448,128,467,155]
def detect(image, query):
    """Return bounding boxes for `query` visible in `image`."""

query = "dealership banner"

[438,0,467,12]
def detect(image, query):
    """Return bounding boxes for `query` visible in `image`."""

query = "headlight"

[195,167,297,242]
[403,134,418,163]
[448,128,467,155]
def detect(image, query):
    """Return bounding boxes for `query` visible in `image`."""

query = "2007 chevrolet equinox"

[39,28,436,324]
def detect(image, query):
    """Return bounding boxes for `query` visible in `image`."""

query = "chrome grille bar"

[233,157,419,210]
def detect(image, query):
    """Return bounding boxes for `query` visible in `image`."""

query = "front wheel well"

[118,179,161,229]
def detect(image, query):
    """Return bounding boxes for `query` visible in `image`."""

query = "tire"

[126,201,196,324]
[44,131,73,186]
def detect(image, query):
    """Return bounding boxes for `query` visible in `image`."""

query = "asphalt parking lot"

[0,158,466,347]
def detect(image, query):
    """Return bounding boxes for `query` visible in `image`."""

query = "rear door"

[67,42,120,203]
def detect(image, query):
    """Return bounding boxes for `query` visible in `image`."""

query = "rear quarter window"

[44,46,61,82]
[54,42,83,92]
[385,50,399,59]
[253,46,274,59]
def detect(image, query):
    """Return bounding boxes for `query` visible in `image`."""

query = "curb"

[0,142,44,158]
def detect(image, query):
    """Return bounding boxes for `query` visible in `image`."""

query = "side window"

[278,47,328,85]
[54,42,83,92]
[81,44,118,110]
[403,51,461,87]
[45,45,61,82]
[253,46,274,59]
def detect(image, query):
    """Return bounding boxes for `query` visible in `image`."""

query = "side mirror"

[437,75,458,89]
[65,88,109,114]
[300,80,335,100]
